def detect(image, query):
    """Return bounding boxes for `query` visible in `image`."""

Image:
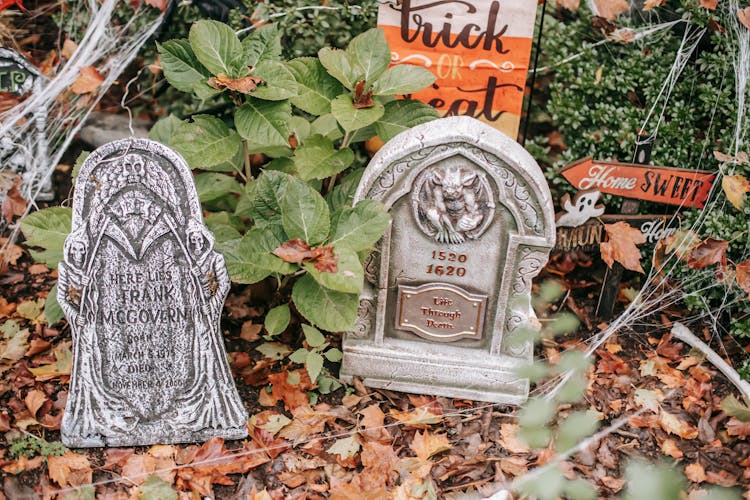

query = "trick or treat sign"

[377,0,538,139]
[340,116,555,404]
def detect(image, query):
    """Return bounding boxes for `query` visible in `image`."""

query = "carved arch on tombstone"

[352,116,556,359]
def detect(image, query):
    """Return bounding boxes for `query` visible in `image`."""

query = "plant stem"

[243,140,252,182]
[340,131,353,149]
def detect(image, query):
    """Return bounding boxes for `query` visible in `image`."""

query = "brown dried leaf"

[390,406,442,429]
[726,417,750,438]
[722,175,750,210]
[409,430,451,462]
[685,462,706,483]
[700,0,718,9]
[61,39,78,59]
[47,452,92,488]
[643,0,665,10]
[359,404,391,443]
[499,423,529,454]
[658,411,699,439]
[145,0,168,12]
[1,176,27,224]
[736,260,750,299]
[207,73,264,94]
[660,438,683,458]
[556,0,580,11]
[593,0,629,20]
[24,389,47,418]
[738,7,750,30]
[71,66,104,95]
[273,239,312,263]
[687,238,728,269]
[310,244,337,273]
[601,222,646,273]
[240,321,263,342]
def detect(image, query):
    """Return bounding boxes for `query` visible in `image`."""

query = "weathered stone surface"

[0,48,51,201]
[340,116,556,404]
[58,138,247,447]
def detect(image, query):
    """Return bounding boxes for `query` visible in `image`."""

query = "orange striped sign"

[378,0,538,139]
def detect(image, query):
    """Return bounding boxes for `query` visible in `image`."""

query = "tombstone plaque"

[58,138,247,447]
[0,48,51,200]
[340,116,555,404]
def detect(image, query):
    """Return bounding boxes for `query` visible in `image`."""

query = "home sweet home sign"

[341,116,555,404]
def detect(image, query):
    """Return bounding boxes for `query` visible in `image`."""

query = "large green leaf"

[288,57,345,116]
[310,113,344,141]
[45,283,64,325]
[318,48,356,90]
[169,115,242,169]
[156,40,211,94]
[293,135,354,181]
[20,207,72,268]
[374,100,440,142]
[292,274,359,332]
[279,177,330,245]
[242,23,282,67]
[329,200,389,251]
[251,61,298,101]
[189,20,245,77]
[304,246,363,294]
[220,228,295,284]
[235,98,292,157]
[373,64,436,96]
[305,350,325,382]
[347,28,390,83]
[331,94,384,132]
[265,304,290,336]
[251,170,288,230]
[326,168,364,212]
[194,173,242,203]
[148,114,183,144]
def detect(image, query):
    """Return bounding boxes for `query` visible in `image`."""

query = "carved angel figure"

[418,165,494,244]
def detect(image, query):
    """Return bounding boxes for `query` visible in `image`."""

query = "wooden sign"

[555,214,680,252]
[560,157,715,208]
[377,0,538,139]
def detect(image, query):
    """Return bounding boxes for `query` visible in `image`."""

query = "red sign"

[560,157,716,208]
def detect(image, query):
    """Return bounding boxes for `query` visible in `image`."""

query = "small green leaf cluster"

[289,324,343,394]
[7,430,67,460]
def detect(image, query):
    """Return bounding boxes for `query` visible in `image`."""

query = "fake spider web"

[10,1,750,497]
[0,0,164,241]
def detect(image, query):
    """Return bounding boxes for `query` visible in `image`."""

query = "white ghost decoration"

[556,190,605,228]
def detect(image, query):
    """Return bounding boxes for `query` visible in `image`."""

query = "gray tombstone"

[0,48,51,201]
[340,117,556,404]
[57,138,247,447]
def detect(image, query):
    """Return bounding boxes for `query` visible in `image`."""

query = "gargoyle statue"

[420,166,491,244]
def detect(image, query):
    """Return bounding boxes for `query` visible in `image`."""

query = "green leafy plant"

[152,22,437,333]
[289,324,343,395]
[7,430,67,460]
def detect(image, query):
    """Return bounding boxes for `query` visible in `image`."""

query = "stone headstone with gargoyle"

[340,116,556,404]
[57,138,247,447]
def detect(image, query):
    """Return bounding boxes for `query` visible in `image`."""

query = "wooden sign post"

[558,138,716,319]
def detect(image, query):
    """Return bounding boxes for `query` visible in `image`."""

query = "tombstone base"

[340,338,529,405]
[61,425,248,448]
